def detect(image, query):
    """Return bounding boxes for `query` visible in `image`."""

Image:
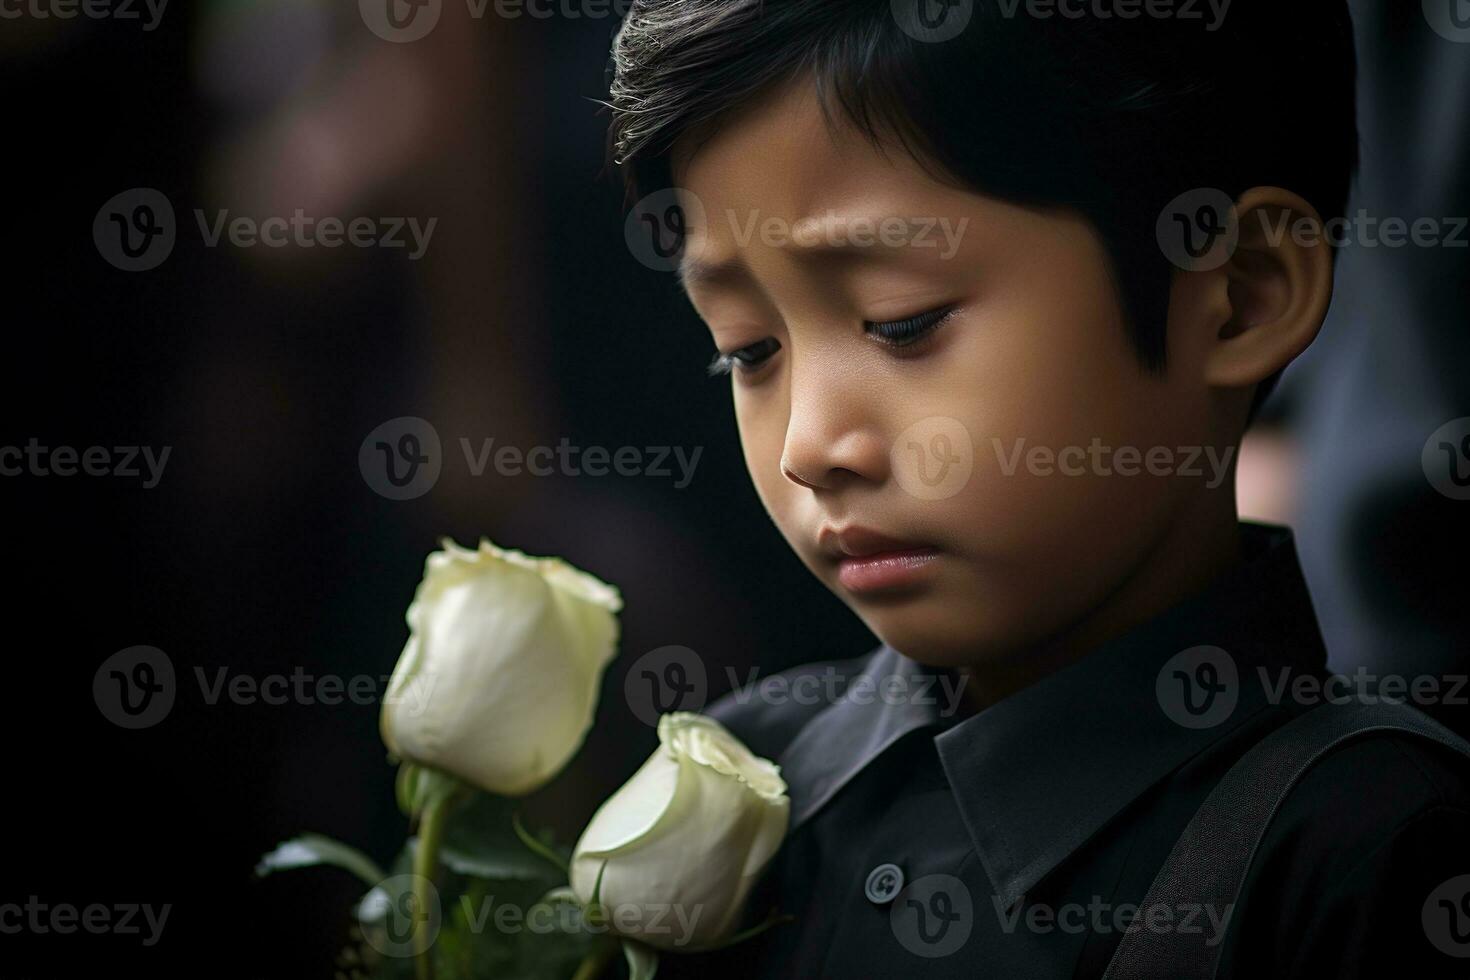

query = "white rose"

[569,712,790,950]
[380,537,622,797]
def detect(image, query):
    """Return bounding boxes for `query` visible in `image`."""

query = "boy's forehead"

[671,77,973,294]
[673,77,921,222]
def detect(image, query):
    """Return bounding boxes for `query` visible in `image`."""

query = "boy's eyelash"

[707,352,738,377]
[706,305,959,376]
[864,305,960,346]
[708,337,781,377]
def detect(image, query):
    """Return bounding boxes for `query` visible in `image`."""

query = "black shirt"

[659,524,1470,978]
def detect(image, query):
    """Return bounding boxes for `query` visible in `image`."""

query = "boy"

[605,1,1470,976]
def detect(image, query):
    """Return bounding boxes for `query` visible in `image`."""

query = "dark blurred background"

[4,4,874,975]
[2,1,1465,976]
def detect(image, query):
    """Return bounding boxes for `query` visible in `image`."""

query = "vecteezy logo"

[910,434,961,486]
[891,0,973,43]
[359,417,443,500]
[891,874,973,958]
[360,0,442,42]
[624,645,708,727]
[1425,0,1470,42]
[624,188,707,273]
[1157,188,1239,272]
[891,417,974,501]
[93,645,176,729]
[1156,646,1238,729]
[1437,433,1470,487]
[93,189,176,272]
[360,874,442,958]
[1423,418,1470,501]
[1423,875,1470,957]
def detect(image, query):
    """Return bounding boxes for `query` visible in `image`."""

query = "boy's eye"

[708,337,781,377]
[705,304,957,376]
[865,305,960,347]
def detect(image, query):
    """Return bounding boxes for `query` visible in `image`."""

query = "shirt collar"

[775,523,1327,908]
[777,642,953,830]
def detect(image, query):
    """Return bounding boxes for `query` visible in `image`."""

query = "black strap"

[1101,701,1470,980]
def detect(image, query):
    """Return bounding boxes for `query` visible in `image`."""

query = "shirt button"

[864,863,905,905]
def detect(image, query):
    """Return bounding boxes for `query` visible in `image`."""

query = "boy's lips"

[817,526,942,594]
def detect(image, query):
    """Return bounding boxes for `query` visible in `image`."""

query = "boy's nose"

[779,390,888,491]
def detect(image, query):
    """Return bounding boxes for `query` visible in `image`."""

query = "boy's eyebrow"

[675,254,745,292]
[677,207,938,293]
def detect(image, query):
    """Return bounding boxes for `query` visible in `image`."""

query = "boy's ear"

[1198,186,1335,389]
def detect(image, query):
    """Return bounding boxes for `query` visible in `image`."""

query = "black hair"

[605,0,1358,418]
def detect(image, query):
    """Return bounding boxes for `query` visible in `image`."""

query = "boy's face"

[674,78,1234,669]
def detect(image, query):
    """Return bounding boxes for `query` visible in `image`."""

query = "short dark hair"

[606,0,1358,416]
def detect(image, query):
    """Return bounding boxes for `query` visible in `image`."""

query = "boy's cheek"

[840,517,1167,667]
[861,442,1183,660]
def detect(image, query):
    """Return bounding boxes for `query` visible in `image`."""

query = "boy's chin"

[858,617,999,669]
[860,608,1024,670]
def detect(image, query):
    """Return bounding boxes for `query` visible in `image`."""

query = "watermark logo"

[892,417,974,501]
[359,419,703,499]
[626,188,707,274]
[1,438,171,488]
[991,438,1234,488]
[723,209,969,260]
[1423,417,1470,501]
[994,0,1231,31]
[1257,666,1468,709]
[1424,0,1470,43]
[93,645,176,730]
[995,895,1234,944]
[1256,209,1468,250]
[891,874,973,957]
[363,891,707,949]
[0,897,171,946]
[626,653,970,727]
[723,664,969,716]
[1,0,169,31]
[1157,188,1239,272]
[194,666,436,711]
[360,0,442,42]
[491,0,635,18]
[459,438,701,487]
[624,645,708,726]
[1423,874,1470,957]
[194,209,436,258]
[359,873,442,958]
[360,0,633,39]
[96,653,437,728]
[94,188,176,272]
[360,416,443,501]
[94,189,437,271]
[1156,646,1238,729]
[891,0,973,43]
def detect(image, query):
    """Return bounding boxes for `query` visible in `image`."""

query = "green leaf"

[439,792,568,884]
[439,841,559,882]
[622,940,659,980]
[345,792,594,978]
[366,840,596,980]
[254,832,386,886]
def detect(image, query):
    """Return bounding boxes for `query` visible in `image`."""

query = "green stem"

[412,792,454,980]
[513,810,571,875]
[569,936,619,980]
